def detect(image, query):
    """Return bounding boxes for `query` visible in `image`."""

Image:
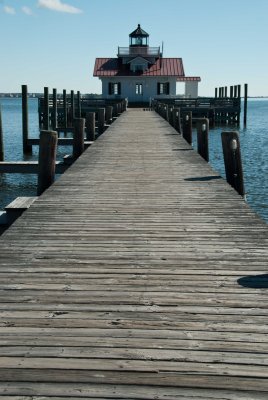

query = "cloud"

[22,6,33,15]
[3,5,15,14]
[37,0,82,14]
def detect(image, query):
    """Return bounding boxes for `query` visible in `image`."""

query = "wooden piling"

[43,86,49,131]
[0,105,4,161]
[224,86,227,97]
[221,131,245,196]
[52,89,57,130]
[106,106,113,125]
[98,108,105,135]
[244,83,248,126]
[174,107,182,134]
[63,90,67,129]
[165,105,169,122]
[215,88,218,98]
[196,118,209,162]
[86,112,95,141]
[77,91,81,118]
[234,85,238,98]
[182,112,192,145]
[73,118,85,159]
[37,130,58,196]
[230,86,234,98]
[22,84,32,153]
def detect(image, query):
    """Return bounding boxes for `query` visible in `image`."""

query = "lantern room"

[129,24,149,47]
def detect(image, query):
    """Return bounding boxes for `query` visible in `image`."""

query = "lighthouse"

[93,24,201,105]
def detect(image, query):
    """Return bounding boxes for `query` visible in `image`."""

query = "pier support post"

[230,86,234,98]
[0,105,4,161]
[22,84,32,153]
[73,118,85,159]
[86,112,95,141]
[196,118,209,162]
[37,130,58,196]
[215,88,218,98]
[52,89,57,131]
[244,83,248,126]
[98,108,105,135]
[182,112,192,145]
[221,131,245,196]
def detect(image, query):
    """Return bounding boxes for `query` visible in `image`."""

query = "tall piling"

[244,83,248,126]
[77,91,81,118]
[22,84,32,153]
[43,86,49,131]
[52,88,57,130]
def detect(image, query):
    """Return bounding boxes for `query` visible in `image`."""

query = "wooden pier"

[0,109,267,398]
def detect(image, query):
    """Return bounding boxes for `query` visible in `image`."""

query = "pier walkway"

[0,109,268,398]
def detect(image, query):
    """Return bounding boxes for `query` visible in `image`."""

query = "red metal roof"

[94,58,187,77]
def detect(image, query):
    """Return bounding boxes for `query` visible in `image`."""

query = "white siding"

[100,77,177,102]
[185,81,198,98]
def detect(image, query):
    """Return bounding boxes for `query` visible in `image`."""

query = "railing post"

[98,108,105,135]
[73,118,85,159]
[182,112,192,145]
[86,112,95,141]
[37,130,58,196]
[196,118,209,162]
[22,84,32,153]
[221,131,245,196]
[0,105,4,161]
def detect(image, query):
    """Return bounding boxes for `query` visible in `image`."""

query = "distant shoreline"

[0,94,268,99]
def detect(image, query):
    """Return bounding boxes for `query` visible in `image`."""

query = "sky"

[0,0,268,96]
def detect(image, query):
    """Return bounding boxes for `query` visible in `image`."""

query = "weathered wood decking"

[0,109,268,398]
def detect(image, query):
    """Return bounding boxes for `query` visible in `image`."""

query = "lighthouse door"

[135,83,143,100]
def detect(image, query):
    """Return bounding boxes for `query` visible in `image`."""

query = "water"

[0,98,268,223]
[0,98,69,209]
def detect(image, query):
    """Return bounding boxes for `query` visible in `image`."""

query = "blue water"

[0,98,268,223]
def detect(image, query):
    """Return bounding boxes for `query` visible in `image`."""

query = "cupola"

[129,24,149,47]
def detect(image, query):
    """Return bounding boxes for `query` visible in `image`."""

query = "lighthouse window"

[108,82,121,95]
[136,83,143,95]
[157,82,170,95]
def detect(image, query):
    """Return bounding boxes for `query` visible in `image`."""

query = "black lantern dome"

[129,24,149,47]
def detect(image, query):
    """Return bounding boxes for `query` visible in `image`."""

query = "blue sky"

[0,0,267,96]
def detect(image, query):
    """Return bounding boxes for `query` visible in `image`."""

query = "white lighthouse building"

[93,24,201,105]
